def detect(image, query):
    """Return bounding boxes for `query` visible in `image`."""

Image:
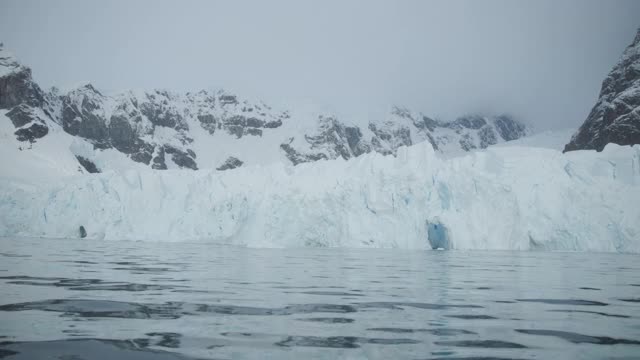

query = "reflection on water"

[0,237,638,359]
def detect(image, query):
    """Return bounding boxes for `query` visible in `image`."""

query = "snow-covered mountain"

[2,41,639,252]
[0,43,529,174]
[565,27,640,152]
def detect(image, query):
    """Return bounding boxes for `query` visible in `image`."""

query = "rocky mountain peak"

[1,43,530,172]
[0,45,46,111]
[0,43,23,76]
[564,27,640,152]
[0,45,52,143]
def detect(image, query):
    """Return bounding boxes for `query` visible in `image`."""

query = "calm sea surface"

[0,237,639,359]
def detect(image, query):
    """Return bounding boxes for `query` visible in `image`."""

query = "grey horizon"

[1,0,639,130]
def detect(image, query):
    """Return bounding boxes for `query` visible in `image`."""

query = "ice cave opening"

[427,220,451,250]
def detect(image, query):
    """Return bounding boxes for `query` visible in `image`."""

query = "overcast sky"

[1,0,639,130]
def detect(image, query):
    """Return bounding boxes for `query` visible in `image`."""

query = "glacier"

[1,138,639,252]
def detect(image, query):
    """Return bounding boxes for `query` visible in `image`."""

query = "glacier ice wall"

[1,142,639,252]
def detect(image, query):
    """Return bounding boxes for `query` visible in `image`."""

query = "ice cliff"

[1,141,638,252]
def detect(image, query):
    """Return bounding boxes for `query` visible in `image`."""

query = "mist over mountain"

[2,0,639,132]
[0,44,529,173]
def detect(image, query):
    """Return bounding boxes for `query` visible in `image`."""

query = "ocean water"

[0,237,638,359]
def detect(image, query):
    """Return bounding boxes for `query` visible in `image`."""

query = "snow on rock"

[565,27,640,152]
[1,43,532,172]
[283,109,530,163]
[1,141,638,252]
[216,156,244,171]
[0,43,24,79]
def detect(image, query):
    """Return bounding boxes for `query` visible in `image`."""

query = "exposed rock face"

[108,113,138,154]
[458,133,476,152]
[493,114,527,141]
[6,104,49,142]
[0,44,52,144]
[61,85,110,148]
[1,44,290,169]
[151,146,167,170]
[1,43,530,170]
[75,156,100,173]
[0,44,46,110]
[140,90,188,131]
[446,114,487,130]
[164,145,198,170]
[368,121,412,155]
[565,28,640,152]
[14,121,48,143]
[281,115,389,165]
[197,114,216,135]
[32,85,285,169]
[283,108,527,164]
[478,125,498,149]
[216,156,243,171]
[304,116,364,160]
[78,225,87,238]
[280,140,329,165]
[187,90,287,140]
[344,126,368,156]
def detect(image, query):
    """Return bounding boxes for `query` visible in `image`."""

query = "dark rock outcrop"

[61,85,110,148]
[76,156,100,173]
[216,156,244,171]
[197,114,216,135]
[164,146,197,170]
[265,119,283,128]
[344,126,368,156]
[140,90,188,131]
[151,146,167,170]
[192,93,286,139]
[493,114,527,141]
[280,141,328,165]
[1,45,52,144]
[283,116,377,164]
[448,114,487,130]
[565,28,640,152]
[478,125,498,149]
[458,133,476,151]
[130,142,155,165]
[108,114,138,154]
[0,44,46,110]
[79,226,87,238]
[7,103,36,128]
[221,114,272,138]
[304,116,354,160]
[6,104,49,143]
[280,110,527,165]
[14,122,48,142]
[368,122,412,155]
[219,94,237,105]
